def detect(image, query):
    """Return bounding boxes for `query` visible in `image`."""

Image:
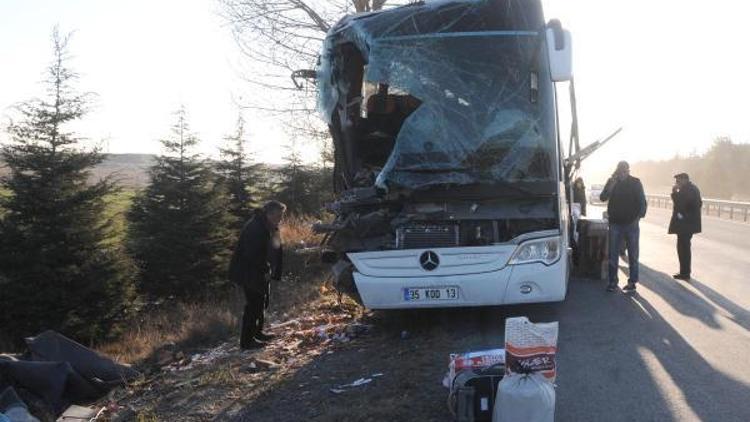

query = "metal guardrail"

[646,194,750,223]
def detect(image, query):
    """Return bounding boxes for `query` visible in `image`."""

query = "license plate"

[403,286,459,301]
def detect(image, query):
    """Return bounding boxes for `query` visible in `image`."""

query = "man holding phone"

[600,161,647,293]
[669,173,702,280]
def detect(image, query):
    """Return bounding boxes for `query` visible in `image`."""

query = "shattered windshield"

[366,33,557,190]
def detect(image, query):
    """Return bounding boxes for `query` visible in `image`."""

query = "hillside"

[94,153,155,187]
[0,153,155,188]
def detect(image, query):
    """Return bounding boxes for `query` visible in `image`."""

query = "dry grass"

[98,215,330,365]
[280,214,323,249]
[97,295,243,364]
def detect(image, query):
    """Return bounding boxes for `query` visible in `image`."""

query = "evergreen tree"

[127,107,233,298]
[215,114,260,228]
[274,143,306,212]
[0,29,136,345]
[274,141,333,215]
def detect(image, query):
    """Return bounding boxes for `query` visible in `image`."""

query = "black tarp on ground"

[25,331,139,390]
[0,386,40,422]
[0,331,139,419]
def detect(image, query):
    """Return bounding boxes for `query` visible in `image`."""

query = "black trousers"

[240,285,265,348]
[677,233,693,276]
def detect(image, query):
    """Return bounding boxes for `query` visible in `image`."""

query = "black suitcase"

[448,364,505,422]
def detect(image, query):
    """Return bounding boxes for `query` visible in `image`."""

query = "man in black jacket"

[600,161,647,293]
[573,177,587,216]
[229,200,286,349]
[669,173,702,281]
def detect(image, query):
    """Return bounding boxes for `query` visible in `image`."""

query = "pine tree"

[274,141,333,215]
[127,107,233,298]
[0,29,136,345]
[215,114,260,228]
[274,142,307,212]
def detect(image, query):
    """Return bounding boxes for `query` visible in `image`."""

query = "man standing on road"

[600,161,647,293]
[573,177,587,216]
[669,173,702,281]
[229,200,286,350]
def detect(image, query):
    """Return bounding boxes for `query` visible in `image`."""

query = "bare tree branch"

[220,0,411,162]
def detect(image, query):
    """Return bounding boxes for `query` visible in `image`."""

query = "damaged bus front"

[315,0,575,309]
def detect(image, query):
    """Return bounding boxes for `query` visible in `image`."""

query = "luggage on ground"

[449,364,505,422]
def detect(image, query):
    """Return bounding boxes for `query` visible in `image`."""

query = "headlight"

[508,237,560,266]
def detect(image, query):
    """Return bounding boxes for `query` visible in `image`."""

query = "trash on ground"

[330,377,373,394]
[253,359,280,369]
[165,343,234,372]
[288,317,367,345]
[56,404,104,421]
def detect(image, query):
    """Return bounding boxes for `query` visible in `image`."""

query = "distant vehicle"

[589,184,605,204]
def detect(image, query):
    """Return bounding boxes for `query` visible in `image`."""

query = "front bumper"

[352,255,568,309]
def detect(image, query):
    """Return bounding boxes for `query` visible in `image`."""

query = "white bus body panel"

[348,239,568,309]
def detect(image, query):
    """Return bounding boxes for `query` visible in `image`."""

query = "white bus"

[314,0,581,309]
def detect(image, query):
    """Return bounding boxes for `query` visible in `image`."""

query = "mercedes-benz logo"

[419,251,440,271]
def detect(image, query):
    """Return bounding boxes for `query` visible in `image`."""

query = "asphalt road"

[552,205,750,421]
[236,206,750,421]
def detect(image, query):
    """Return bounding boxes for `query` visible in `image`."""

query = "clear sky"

[1,0,749,179]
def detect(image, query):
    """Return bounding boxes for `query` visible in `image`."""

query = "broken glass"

[318,0,556,191]
[367,33,555,189]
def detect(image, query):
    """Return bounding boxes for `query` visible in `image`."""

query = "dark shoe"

[622,282,637,293]
[606,284,617,292]
[255,332,276,342]
[673,273,690,281]
[240,339,265,350]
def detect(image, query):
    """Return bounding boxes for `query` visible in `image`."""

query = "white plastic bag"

[493,373,555,422]
[504,317,558,382]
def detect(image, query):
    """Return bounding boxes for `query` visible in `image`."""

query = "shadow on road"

[689,278,750,332]
[624,290,749,421]
[626,263,750,333]
[635,265,722,329]
[230,276,750,422]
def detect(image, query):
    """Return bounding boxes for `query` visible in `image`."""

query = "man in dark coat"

[600,161,647,293]
[668,173,702,280]
[573,177,587,216]
[229,200,286,349]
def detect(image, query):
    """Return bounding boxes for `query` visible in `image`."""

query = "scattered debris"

[56,404,103,421]
[330,377,373,394]
[252,359,280,370]
[164,343,236,372]
[99,299,368,420]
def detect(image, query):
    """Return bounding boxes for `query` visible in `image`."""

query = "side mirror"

[546,19,573,82]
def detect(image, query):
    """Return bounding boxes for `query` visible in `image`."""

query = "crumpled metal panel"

[318,0,556,191]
